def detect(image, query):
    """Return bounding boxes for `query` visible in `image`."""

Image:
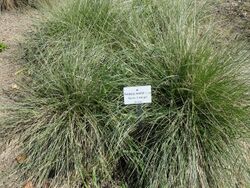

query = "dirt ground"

[0,10,37,108]
[0,0,249,187]
[0,10,35,188]
[216,0,250,42]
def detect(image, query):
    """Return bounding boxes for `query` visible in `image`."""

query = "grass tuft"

[0,42,7,52]
[1,0,249,187]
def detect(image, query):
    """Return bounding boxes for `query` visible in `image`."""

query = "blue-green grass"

[1,0,249,187]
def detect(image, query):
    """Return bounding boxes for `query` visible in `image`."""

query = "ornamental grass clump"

[1,0,249,187]
[1,1,132,187]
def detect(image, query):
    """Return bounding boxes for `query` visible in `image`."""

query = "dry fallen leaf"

[23,181,33,188]
[15,153,27,164]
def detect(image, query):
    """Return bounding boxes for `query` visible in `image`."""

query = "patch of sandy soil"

[216,0,250,42]
[0,10,36,188]
[0,10,34,109]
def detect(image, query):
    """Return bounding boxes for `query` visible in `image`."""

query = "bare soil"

[0,10,35,188]
[216,0,250,42]
[0,10,36,106]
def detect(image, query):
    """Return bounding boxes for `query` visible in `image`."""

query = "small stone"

[11,83,20,90]
[15,153,27,164]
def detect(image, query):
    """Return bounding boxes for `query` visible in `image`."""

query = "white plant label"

[123,85,152,105]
